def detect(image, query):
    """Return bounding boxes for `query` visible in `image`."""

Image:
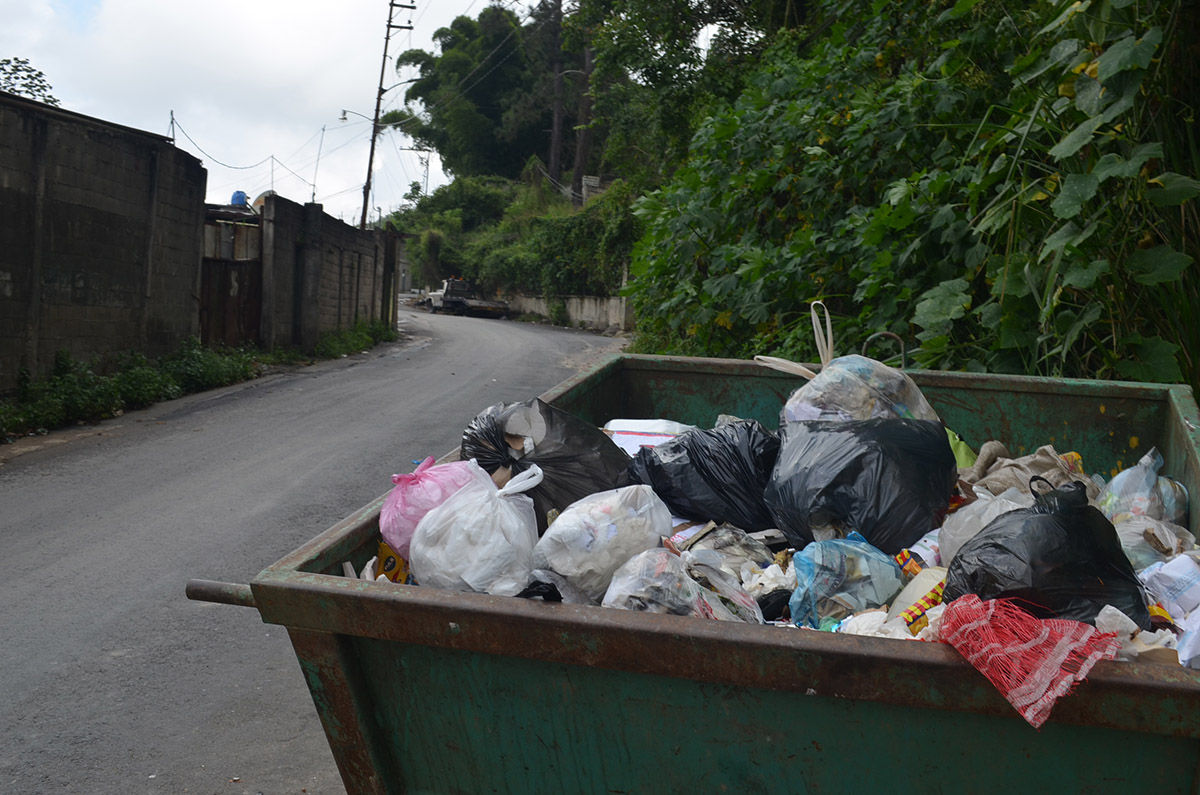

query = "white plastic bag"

[532,484,673,602]
[1115,515,1195,572]
[937,486,1029,566]
[409,462,543,596]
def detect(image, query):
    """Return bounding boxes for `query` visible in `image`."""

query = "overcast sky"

[2,0,526,224]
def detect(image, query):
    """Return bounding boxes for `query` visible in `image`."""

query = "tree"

[0,57,60,106]
[382,4,585,180]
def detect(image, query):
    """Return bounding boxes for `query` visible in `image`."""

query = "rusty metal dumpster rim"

[235,353,1200,746]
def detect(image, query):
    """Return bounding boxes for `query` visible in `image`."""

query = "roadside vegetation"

[0,320,398,443]
[384,0,1195,392]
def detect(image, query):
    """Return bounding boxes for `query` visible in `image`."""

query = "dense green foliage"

[628,0,1197,387]
[385,5,586,180]
[394,171,638,300]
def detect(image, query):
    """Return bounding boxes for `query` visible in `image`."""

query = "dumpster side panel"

[352,639,1200,794]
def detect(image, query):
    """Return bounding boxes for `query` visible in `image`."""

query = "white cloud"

[0,0,501,221]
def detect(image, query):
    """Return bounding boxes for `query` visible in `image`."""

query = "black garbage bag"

[943,479,1152,629]
[764,417,957,554]
[461,398,631,533]
[626,419,780,531]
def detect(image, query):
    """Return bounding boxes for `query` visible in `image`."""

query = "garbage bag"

[765,418,958,554]
[461,398,632,533]
[531,484,673,603]
[379,456,478,559]
[1098,447,1189,526]
[788,532,905,629]
[780,354,940,424]
[964,441,1100,500]
[1138,555,1200,623]
[601,548,752,621]
[627,419,780,531]
[681,549,765,623]
[409,462,542,596]
[937,486,1030,567]
[943,480,1152,629]
[680,522,776,581]
[1115,515,1195,572]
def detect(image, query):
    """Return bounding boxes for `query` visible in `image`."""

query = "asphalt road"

[0,308,627,795]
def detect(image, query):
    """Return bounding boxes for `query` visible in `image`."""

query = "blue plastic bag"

[789,532,905,629]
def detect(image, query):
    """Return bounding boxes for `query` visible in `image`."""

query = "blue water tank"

[231,190,248,206]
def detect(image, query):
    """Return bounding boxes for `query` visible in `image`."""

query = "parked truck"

[425,278,509,318]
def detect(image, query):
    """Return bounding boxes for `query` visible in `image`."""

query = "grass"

[1,320,402,443]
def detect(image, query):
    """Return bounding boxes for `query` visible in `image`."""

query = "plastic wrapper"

[788,532,905,629]
[765,417,958,554]
[602,548,742,621]
[1098,447,1189,526]
[885,566,947,626]
[679,523,775,581]
[937,486,1030,567]
[627,419,780,531]
[531,485,673,602]
[461,398,631,532]
[680,549,764,623]
[779,354,940,424]
[1115,515,1195,572]
[379,456,478,559]
[409,462,542,597]
[1178,610,1200,669]
[1137,555,1200,623]
[1094,605,1179,662]
[943,480,1152,629]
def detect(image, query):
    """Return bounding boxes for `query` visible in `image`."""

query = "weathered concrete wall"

[506,293,633,332]
[0,91,206,392]
[259,194,394,352]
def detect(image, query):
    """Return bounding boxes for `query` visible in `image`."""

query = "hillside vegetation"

[389,0,1197,387]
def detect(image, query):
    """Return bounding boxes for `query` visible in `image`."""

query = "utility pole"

[362,0,415,229]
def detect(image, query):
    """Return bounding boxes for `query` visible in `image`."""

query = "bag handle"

[753,300,834,380]
[811,300,834,367]
[499,463,544,496]
[753,355,819,380]
[392,455,435,485]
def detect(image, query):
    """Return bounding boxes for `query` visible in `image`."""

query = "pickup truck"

[426,278,509,318]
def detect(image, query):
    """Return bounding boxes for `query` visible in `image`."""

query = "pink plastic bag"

[379,457,477,558]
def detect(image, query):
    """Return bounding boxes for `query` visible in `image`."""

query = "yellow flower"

[716,311,733,330]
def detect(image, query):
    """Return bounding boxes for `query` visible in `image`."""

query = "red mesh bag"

[941,594,1120,728]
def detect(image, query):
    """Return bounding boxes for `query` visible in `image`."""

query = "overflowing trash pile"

[355,329,1196,729]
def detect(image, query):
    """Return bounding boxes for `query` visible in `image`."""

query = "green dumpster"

[189,354,1200,794]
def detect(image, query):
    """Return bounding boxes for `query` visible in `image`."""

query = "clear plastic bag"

[788,532,905,629]
[601,548,752,621]
[1115,515,1196,572]
[775,354,940,424]
[1098,447,1190,526]
[680,549,764,624]
[379,456,478,559]
[409,462,542,596]
[531,484,673,602]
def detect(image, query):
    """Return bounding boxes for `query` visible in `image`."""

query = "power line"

[173,117,272,171]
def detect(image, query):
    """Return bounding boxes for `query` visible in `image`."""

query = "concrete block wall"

[0,92,206,392]
[259,194,391,353]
